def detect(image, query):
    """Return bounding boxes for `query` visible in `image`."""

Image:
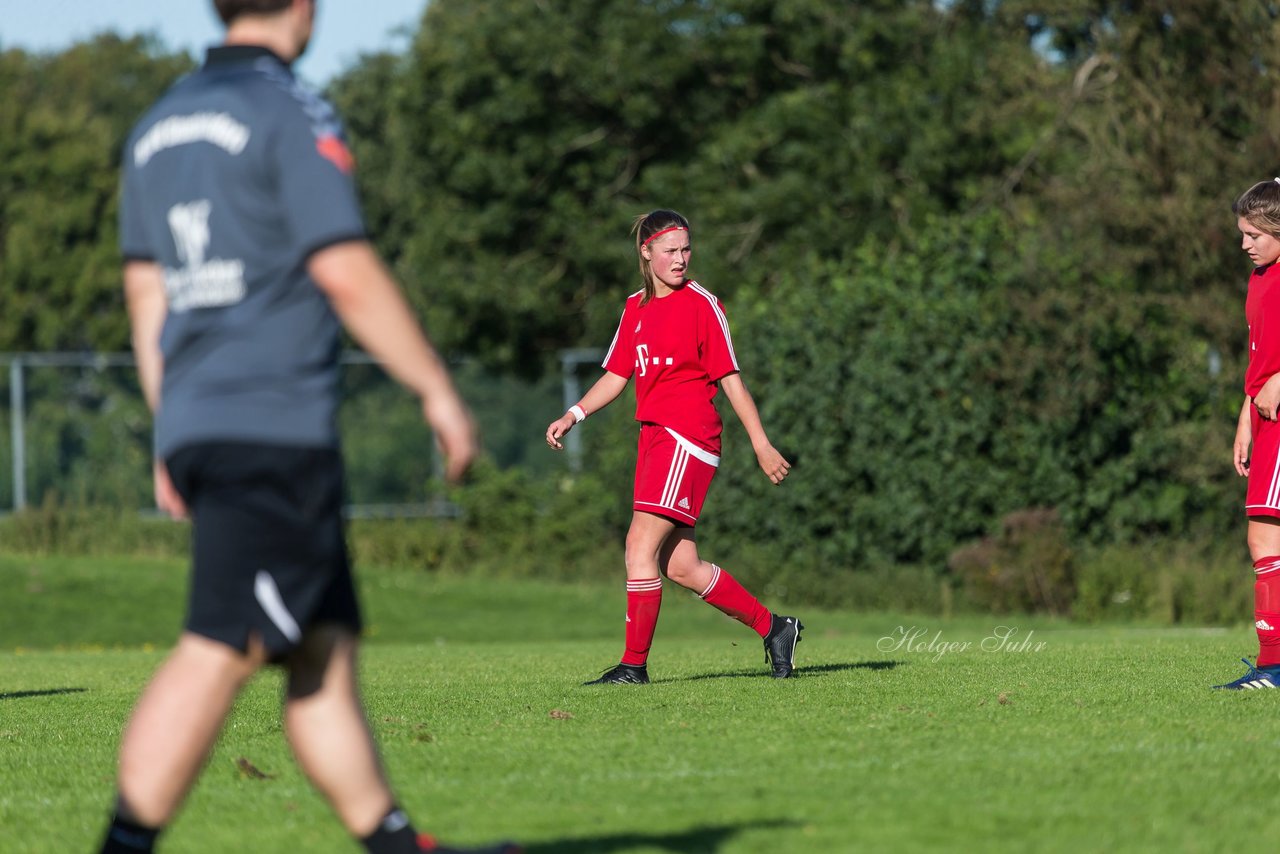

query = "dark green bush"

[1073,541,1252,626]
[703,216,1236,573]
[948,508,1075,616]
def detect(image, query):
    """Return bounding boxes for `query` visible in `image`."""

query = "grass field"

[0,554,1271,852]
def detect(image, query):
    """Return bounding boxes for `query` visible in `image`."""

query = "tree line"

[1,0,1277,579]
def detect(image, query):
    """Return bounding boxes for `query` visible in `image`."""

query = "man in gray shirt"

[102,2,516,853]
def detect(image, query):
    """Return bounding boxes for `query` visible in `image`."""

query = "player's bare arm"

[718,372,791,485]
[546,371,629,450]
[309,240,476,482]
[124,261,188,520]
[1236,396,1254,477]
[124,261,166,412]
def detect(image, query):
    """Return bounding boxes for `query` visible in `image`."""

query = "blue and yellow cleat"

[1214,658,1280,690]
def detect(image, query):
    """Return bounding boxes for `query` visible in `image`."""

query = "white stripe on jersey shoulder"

[685,281,739,371]
[601,290,647,368]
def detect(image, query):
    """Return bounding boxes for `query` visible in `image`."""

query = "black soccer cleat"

[583,662,650,685]
[763,614,803,678]
[418,833,522,853]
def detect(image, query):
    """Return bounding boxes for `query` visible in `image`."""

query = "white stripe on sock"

[700,564,721,599]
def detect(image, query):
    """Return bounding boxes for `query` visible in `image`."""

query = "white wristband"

[569,405,587,423]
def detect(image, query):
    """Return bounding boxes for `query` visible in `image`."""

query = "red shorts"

[1248,407,1280,518]
[633,424,719,526]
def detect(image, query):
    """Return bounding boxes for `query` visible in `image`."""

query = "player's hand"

[1235,442,1252,477]
[1235,411,1253,478]
[153,458,189,520]
[755,444,791,485]
[1255,377,1280,421]
[422,393,477,484]
[545,414,576,451]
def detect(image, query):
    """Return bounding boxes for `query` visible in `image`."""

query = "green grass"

[0,555,1272,852]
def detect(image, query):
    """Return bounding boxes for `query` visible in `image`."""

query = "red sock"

[621,578,662,666]
[699,564,772,637]
[1255,556,1280,667]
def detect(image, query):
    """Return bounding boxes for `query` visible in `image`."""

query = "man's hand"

[154,459,189,520]
[423,393,477,483]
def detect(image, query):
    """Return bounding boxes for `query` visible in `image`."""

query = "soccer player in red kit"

[545,209,803,683]
[1218,179,1280,689]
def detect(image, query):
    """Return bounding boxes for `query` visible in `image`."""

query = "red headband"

[642,225,688,246]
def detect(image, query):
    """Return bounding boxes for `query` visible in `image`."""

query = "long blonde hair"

[1234,180,1280,238]
[631,209,690,304]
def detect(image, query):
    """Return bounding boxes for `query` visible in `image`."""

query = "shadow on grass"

[521,818,795,853]
[0,688,88,700]
[662,660,900,683]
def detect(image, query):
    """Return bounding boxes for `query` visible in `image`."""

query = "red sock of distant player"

[699,564,772,637]
[621,578,663,666]
[1255,556,1280,667]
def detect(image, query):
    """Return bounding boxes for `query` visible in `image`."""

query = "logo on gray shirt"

[165,200,246,312]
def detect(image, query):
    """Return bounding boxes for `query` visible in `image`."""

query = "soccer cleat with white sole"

[1213,657,1280,690]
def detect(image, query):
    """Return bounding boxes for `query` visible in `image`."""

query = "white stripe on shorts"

[663,428,720,467]
[660,444,690,509]
[1267,451,1280,509]
[254,570,302,643]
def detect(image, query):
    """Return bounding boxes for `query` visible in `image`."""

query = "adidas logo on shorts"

[677,497,690,510]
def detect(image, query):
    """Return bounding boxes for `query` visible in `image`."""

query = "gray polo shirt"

[120,45,366,458]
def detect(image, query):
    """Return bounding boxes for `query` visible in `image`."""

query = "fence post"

[560,351,584,472]
[559,348,604,473]
[10,357,25,511]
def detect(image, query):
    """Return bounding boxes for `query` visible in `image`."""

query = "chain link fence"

[0,351,601,517]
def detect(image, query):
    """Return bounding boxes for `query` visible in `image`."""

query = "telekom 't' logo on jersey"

[634,344,674,376]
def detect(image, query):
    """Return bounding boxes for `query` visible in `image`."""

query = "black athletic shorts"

[165,441,362,658]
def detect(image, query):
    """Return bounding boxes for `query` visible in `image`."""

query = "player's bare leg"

[1248,516,1280,561]
[658,527,715,592]
[661,525,803,677]
[624,510,677,582]
[283,624,394,836]
[116,632,267,826]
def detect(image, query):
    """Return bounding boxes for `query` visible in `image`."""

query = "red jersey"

[1247,263,1280,397]
[602,280,740,453]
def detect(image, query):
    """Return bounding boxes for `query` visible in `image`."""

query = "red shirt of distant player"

[602,280,739,453]
[1247,262,1280,397]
